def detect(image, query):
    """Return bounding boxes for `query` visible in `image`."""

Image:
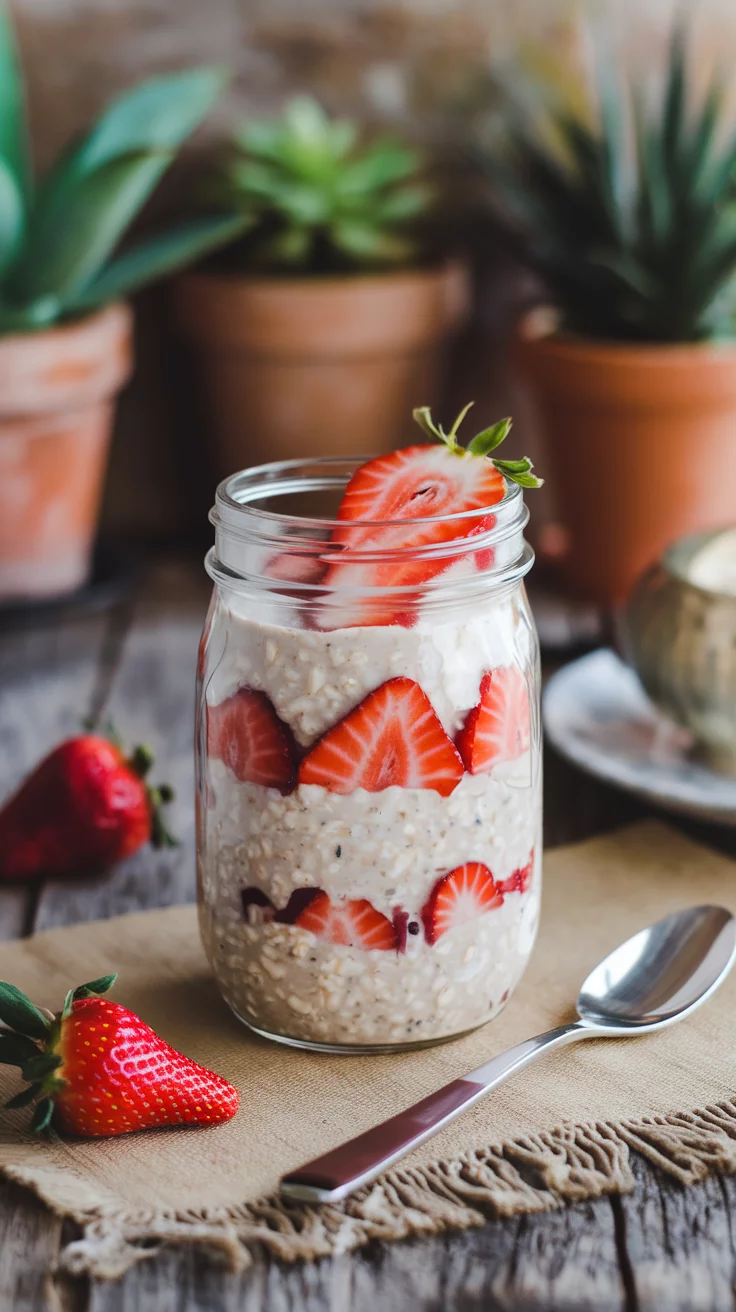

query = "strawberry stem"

[126,744,177,849]
[412,403,544,489]
[0,976,120,1134]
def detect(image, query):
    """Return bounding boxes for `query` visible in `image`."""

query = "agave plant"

[483,29,736,342]
[212,95,433,273]
[0,4,244,334]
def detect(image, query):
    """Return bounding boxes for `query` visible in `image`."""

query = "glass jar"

[196,457,541,1053]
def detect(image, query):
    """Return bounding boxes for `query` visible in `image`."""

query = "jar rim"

[212,454,524,534]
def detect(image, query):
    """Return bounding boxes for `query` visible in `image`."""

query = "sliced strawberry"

[498,854,534,896]
[293,890,397,951]
[319,446,503,628]
[207,688,297,792]
[392,907,409,954]
[266,551,327,586]
[315,406,542,629]
[298,677,463,796]
[421,862,504,945]
[456,668,530,773]
[332,444,505,547]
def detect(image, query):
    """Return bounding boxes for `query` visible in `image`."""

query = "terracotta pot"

[176,262,469,473]
[0,303,133,602]
[516,326,736,606]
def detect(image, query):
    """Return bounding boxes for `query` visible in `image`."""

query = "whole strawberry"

[0,975,239,1137]
[0,735,175,881]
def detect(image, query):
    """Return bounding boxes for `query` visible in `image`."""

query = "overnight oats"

[196,405,542,1051]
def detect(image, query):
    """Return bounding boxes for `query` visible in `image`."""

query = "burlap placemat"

[2,819,736,1280]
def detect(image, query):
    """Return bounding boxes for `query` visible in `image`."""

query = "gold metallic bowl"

[622,529,736,776]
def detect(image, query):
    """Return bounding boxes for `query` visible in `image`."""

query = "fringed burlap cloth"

[2,820,736,1280]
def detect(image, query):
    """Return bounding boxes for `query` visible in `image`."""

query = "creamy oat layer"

[199,876,539,1046]
[200,593,540,1046]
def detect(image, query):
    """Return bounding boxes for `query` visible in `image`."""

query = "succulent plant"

[483,29,736,342]
[0,3,244,334]
[213,95,433,273]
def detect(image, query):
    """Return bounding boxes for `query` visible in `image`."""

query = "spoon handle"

[280,1022,589,1205]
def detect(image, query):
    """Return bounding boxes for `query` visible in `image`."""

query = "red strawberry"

[0,975,238,1138]
[298,677,463,797]
[293,890,397,951]
[207,688,297,793]
[421,862,503,945]
[0,735,175,882]
[456,667,531,773]
[498,855,534,896]
[317,405,541,628]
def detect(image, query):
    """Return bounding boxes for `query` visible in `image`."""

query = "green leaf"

[20,1052,62,1084]
[0,1,29,203]
[74,67,227,174]
[0,983,50,1039]
[493,457,544,489]
[0,1031,41,1065]
[11,149,172,304]
[338,141,422,196]
[0,156,23,274]
[68,213,248,311]
[73,974,118,1000]
[5,1082,41,1110]
[331,219,412,264]
[30,1097,54,1134]
[468,418,512,456]
[412,406,443,441]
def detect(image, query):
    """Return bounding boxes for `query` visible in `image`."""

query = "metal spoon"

[280,904,736,1205]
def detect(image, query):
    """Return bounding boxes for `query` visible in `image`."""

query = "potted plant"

[177,95,468,472]
[484,31,736,606]
[0,5,244,603]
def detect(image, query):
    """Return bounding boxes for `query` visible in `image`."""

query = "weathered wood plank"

[0,608,113,941]
[33,563,209,932]
[0,1178,64,1312]
[619,1154,736,1312]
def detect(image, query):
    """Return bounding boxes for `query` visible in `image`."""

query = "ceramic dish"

[543,649,736,826]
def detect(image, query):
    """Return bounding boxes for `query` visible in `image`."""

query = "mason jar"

[196,457,542,1053]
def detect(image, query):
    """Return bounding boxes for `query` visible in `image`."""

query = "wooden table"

[2,559,736,1312]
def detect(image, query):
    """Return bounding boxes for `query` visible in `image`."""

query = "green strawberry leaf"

[30,1097,54,1134]
[468,418,513,456]
[73,974,118,1001]
[0,983,51,1039]
[5,1082,41,1109]
[20,1052,62,1084]
[492,457,544,489]
[0,1031,41,1065]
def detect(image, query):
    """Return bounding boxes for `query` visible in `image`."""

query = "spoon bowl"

[577,904,736,1031]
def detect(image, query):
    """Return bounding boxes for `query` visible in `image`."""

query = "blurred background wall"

[11,0,736,547]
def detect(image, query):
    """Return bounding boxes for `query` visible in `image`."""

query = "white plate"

[543,649,736,826]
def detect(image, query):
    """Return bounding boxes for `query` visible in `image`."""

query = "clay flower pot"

[177,261,469,473]
[517,325,736,606]
[0,303,133,603]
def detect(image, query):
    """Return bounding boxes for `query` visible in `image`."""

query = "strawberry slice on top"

[317,405,542,628]
[298,676,463,797]
[293,890,397,951]
[457,667,531,773]
[207,688,297,793]
[422,862,503,946]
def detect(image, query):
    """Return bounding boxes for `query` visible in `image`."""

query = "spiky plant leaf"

[0,31,233,334]
[11,150,173,305]
[75,67,227,173]
[0,1,29,204]
[68,213,249,311]
[484,25,736,342]
[0,157,23,274]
